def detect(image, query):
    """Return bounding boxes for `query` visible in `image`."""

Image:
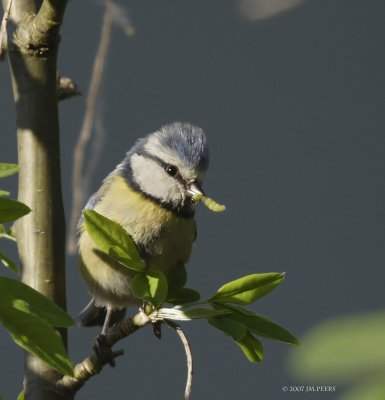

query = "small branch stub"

[58,76,81,101]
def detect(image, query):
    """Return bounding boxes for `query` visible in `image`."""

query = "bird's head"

[120,122,209,217]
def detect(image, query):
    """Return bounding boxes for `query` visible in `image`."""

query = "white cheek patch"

[130,154,184,205]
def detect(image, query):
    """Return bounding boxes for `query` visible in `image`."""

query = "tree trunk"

[3,0,70,398]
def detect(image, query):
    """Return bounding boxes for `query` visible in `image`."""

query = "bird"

[77,122,211,337]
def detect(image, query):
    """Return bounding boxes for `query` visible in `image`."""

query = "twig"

[67,0,114,254]
[165,320,194,400]
[0,0,13,60]
[56,311,151,395]
[82,100,105,190]
[58,76,81,101]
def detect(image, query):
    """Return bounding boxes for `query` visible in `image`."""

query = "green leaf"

[1,307,73,376]
[157,306,229,321]
[131,269,168,307]
[108,246,144,272]
[83,210,145,272]
[17,391,24,400]
[0,277,74,327]
[210,273,285,305]
[0,189,10,197]
[165,264,199,305]
[9,225,15,238]
[0,277,74,376]
[181,307,229,319]
[208,317,247,341]
[0,224,16,242]
[0,163,19,178]
[218,305,299,345]
[166,263,187,294]
[288,311,385,382]
[235,332,264,363]
[0,250,19,273]
[0,198,31,223]
[0,224,17,241]
[167,288,201,305]
[339,375,385,400]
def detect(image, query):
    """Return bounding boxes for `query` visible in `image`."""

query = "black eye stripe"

[136,150,185,184]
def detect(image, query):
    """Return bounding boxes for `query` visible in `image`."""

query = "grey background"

[1,0,385,399]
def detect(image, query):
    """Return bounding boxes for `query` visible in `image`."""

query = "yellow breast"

[78,174,196,307]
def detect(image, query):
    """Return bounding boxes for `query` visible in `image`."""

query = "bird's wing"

[77,192,101,231]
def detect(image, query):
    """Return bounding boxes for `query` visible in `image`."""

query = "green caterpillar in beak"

[192,193,226,212]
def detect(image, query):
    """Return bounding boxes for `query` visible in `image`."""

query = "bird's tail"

[77,298,127,327]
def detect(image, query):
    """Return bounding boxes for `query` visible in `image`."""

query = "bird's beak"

[187,182,205,202]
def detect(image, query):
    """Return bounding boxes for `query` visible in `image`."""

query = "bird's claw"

[93,334,116,367]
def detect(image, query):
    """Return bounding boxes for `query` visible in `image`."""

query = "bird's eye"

[165,164,178,176]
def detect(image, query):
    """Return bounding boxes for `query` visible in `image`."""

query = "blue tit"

[77,122,210,335]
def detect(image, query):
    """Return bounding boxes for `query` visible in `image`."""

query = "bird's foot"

[93,334,116,367]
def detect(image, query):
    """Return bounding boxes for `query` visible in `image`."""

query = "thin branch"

[83,100,105,185]
[67,0,114,254]
[0,0,12,59]
[165,320,194,400]
[34,0,67,33]
[56,311,151,395]
[109,0,135,36]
